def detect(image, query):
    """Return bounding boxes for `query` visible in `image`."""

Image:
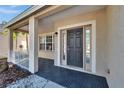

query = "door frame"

[57,20,96,73]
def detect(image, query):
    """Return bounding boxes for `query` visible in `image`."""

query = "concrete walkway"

[7,75,64,88]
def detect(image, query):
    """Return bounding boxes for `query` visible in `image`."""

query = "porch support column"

[29,16,38,73]
[8,29,13,63]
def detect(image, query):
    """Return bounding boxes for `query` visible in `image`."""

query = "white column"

[54,30,60,66]
[54,34,58,66]
[8,29,13,63]
[29,16,38,73]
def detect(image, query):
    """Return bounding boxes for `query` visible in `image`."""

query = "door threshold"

[59,65,104,77]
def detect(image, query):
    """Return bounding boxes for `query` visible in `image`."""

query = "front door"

[67,27,83,68]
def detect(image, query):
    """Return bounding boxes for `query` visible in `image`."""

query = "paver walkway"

[7,75,64,88]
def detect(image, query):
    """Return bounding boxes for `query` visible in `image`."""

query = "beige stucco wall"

[0,33,9,57]
[38,6,108,77]
[106,5,124,88]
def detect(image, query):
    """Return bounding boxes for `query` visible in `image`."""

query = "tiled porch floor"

[36,58,109,88]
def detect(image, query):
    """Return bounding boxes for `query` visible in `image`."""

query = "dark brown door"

[67,27,83,68]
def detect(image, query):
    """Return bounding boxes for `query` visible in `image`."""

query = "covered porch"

[6,5,109,87]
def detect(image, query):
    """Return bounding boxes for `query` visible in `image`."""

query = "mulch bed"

[0,58,7,62]
[0,62,31,88]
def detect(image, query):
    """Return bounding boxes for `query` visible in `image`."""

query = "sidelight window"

[84,24,92,72]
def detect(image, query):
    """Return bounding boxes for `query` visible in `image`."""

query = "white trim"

[57,20,96,74]
[61,30,67,66]
[91,21,96,73]
[83,26,85,70]
[57,30,61,66]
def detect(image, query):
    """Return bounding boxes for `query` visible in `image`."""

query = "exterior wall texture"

[0,32,9,57]
[106,6,124,88]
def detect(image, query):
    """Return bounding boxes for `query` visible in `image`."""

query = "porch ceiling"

[39,5,106,22]
[7,5,106,33]
[38,5,106,33]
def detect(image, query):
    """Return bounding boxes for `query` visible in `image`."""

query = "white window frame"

[57,20,96,74]
[39,33,55,51]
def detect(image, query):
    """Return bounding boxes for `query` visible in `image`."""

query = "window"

[84,24,92,72]
[39,34,54,51]
[39,36,45,50]
[46,36,52,50]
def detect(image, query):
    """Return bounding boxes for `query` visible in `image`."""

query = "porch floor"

[36,58,109,88]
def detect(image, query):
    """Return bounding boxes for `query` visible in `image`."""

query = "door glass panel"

[84,25,92,72]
